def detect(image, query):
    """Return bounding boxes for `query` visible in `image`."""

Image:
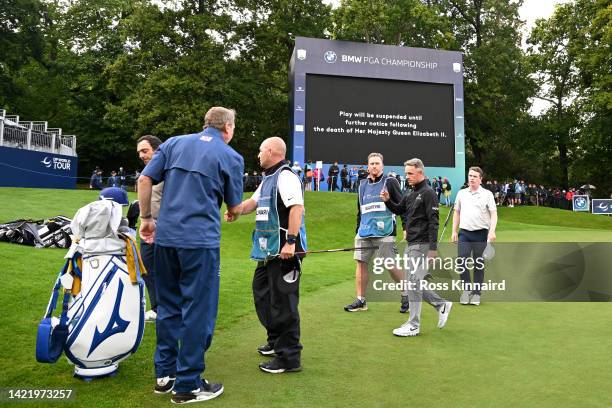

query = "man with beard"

[345,153,409,313]
[136,134,164,323]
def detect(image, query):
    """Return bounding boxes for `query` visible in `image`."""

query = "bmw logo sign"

[324,50,337,64]
[575,197,587,209]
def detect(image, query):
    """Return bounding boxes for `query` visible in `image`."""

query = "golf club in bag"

[36,199,146,380]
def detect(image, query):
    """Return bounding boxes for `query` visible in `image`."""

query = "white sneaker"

[145,310,157,322]
[470,294,481,305]
[154,376,176,394]
[393,321,420,337]
[460,290,471,305]
[437,301,453,328]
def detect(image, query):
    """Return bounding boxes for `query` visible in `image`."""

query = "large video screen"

[305,74,455,167]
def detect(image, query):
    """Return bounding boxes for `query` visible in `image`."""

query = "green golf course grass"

[1,187,611,407]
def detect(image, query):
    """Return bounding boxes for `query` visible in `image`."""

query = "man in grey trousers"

[381,158,452,336]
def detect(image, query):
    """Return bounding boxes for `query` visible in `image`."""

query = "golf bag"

[37,216,73,248]
[0,216,72,248]
[0,219,43,246]
[36,200,146,379]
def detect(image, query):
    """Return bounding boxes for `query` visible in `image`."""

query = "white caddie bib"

[360,202,386,214]
[256,207,270,221]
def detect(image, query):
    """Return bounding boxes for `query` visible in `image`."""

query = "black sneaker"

[259,358,302,374]
[154,376,176,394]
[344,298,367,312]
[257,343,276,356]
[400,295,410,313]
[171,379,224,404]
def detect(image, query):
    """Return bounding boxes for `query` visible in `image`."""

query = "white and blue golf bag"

[36,200,146,380]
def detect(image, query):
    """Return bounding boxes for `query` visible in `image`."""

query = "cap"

[99,187,129,206]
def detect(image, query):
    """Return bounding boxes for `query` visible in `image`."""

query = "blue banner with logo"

[572,195,590,212]
[0,146,77,189]
[592,199,612,215]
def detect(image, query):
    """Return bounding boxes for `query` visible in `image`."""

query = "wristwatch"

[286,234,297,245]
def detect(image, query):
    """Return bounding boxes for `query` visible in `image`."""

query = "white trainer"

[392,321,420,337]
[145,310,157,322]
[437,301,453,328]
[470,294,481,305]
[460,290,471,305]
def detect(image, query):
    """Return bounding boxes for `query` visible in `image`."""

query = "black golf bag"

[0,216,72,248]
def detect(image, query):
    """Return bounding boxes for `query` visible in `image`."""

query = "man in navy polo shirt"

[138,106,244,404]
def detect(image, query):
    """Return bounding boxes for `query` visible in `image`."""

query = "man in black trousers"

[229,136,307,374]
[328,161,340,191]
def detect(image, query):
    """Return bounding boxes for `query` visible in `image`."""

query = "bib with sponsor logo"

[357,176,395,238]
[256,206,270,221]
[251,165,307,261]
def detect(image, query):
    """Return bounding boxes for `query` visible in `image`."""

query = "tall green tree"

[527,3,582,189]
[332,0,454,48]
[0,0,47,109]
[226,0,333,168]
[570,0,612,194]
[445,0,535,173]
[104,0,232,139]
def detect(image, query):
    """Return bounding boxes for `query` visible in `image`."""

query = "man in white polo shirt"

[451,167,498,305]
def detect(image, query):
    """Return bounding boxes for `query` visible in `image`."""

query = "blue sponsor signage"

[0,146,77,189]
[592,199,612,215]
[572,195,590,212]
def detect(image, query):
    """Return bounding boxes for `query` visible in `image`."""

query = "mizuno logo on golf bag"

[88,279,130,357]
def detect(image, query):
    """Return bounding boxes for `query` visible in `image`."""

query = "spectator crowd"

[95,160,595,213]
[482,180,593,210]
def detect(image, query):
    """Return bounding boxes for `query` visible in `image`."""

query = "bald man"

[227,136,307,374]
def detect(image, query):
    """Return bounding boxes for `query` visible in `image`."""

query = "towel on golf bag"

[0,216,72,248]
[36,200,146,373]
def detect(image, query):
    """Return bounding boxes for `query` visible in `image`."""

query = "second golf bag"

[36,199,147,379]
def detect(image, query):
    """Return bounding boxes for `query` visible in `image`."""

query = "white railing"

[30,131,55,153]
[2,125,28,149]
[0,111,77,156]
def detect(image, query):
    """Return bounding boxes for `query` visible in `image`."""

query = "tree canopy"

[1,0,610,194]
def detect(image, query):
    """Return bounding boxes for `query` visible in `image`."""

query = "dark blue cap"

[99,187,129,206]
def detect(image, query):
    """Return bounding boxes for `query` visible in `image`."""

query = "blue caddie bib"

[357,176,395,238]
[251,166,307,261]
